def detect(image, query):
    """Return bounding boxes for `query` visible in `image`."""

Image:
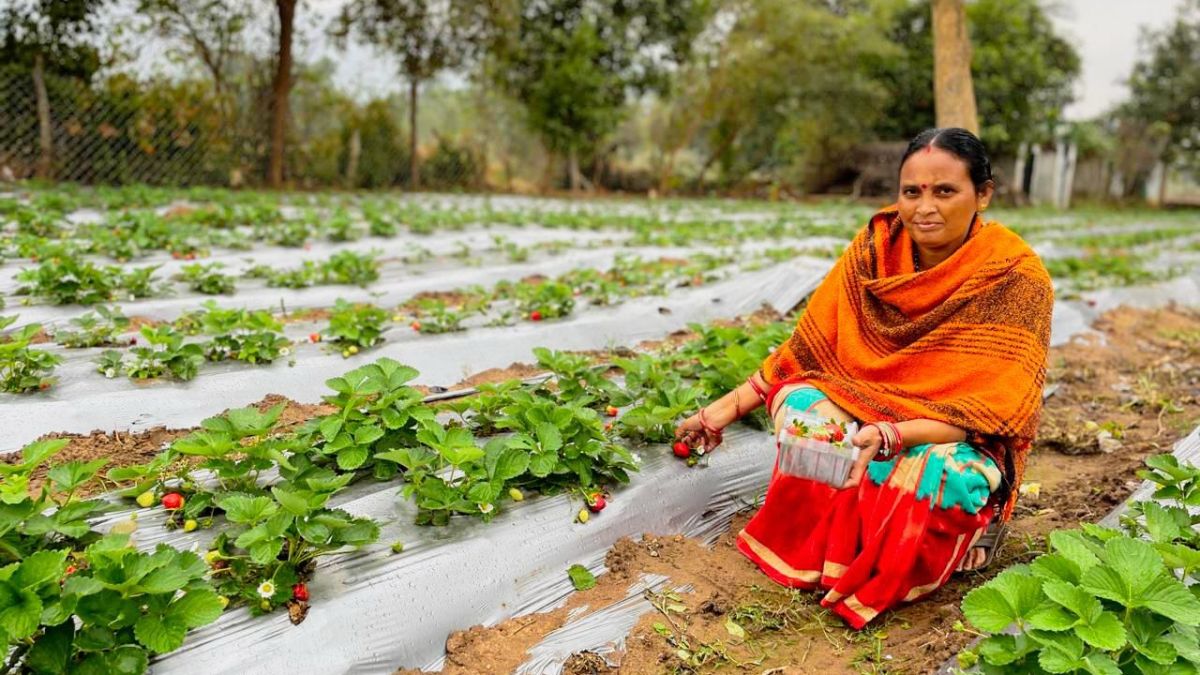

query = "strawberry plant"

[301,358,435,480]
[0,439,223,674]
[168,403,298,495]
[325,209,365,242]
[206,480,379,617]
[194,304,292,365]
[0,317,61,393]
[613,355,703,443]
[959,453,1200,674]
[52,305,131,348]
[319,250,379,286]
[177,262,237,295]
[101,326,205,381]
[510,280,575,320]
[532,347,629,408]
[118,265,165,299]
[325,299,387,350]
[16,255,117,305]
[257,261,319,289]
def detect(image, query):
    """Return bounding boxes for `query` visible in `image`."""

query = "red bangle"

[746,375,769,403]
[698,408,722,437]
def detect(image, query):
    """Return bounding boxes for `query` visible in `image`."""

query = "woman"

[674,128,1052,629]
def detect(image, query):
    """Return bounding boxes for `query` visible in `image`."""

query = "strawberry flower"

[257,581,276,598]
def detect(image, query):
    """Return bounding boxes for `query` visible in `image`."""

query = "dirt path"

[412,304,1200,675]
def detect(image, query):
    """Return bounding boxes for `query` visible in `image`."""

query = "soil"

[402,304,1200,675]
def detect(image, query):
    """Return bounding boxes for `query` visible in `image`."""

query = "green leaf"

[166,589,225,629]
[74,625,116,651]
[137,564,191,595]
[1081,652,1122,675]
[724,617,746,639]
[1103,537,1163,596]
[568,564,596,591]
[1139,574,1200,625]
[134,614,187,653]
[336,445,369,471]
[491,447,530,482]
[47,458,108,492]
[1075,611,1126,651]
[319,416,343,441]
[529,450,557,478]
[962,586,1015,632]
[1027,601,1077,632]
[1037,634,1086,673]
[103,645,149,675]
[25,621,74,674]
[14,549,68,589]
[1030,553,1082,585]
[271,486,312,515]
[1142,503,1185,543]
[978,635,1022,665]
[249,539,284,566]
[1050,530,1102,572]
[0,581,43,639]
[215,493,278,524]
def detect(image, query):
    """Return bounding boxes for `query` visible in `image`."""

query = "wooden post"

[33,52,53,180]
[931,0,979,133]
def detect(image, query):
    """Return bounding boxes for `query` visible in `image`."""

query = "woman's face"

[897,147,993,252]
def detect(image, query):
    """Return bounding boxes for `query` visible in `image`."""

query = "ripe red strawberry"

[410,321,422,332]
[530,310,543,321]
[604,422,613,432]
[129,337,137,346]
[672,442,691,459]
[64,565,78,576]
[605,405,619,417]
[292,583,309,602]
[810,431,831,443]
[161,493,184,510]
[826,423,844,442]
[309,333,321,343]
[587,493,607,512]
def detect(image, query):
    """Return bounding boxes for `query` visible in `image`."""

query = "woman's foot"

[957,521,1006,572]
[958,546,988,571]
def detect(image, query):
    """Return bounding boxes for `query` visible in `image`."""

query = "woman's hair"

[899,127,993,193]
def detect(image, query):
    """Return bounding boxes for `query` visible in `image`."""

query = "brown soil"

[451,362,546,390]
[279,308,332,324]
[127,315,163,332]
[8,394,335,496]
[400,289,480,310]
[408,304,1200,675]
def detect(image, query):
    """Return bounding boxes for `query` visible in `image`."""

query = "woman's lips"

[913,221,943,231]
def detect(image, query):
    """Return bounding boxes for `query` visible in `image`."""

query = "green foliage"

[961,454,1200,673]
[326,299,388,350]
[52,305,130,348]
[100,326,205,381]
[0,318,62,393]
[178,263,236,295]
[1122,0,1200,171]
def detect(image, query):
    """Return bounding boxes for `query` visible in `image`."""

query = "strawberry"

[292,583,309,602]
[577,509,590,524]
[129,338,137,346]
[183,519,198,532]
[605,405,619,417]
[38,381,50,391]
[587,494,607,512]
[826,423,845,442]
[309,333,321,343]
[390,541,404,554]
[530,310,543,321]
[135,490,156,508]
[218,595,230,609]
[64,565,78,576]
[205,550,222,565]
[810,431,831,443]
[604,422,613,432]
[161,493,184,510]
[672,441,691,459]
[508,487,525,502]
[347,345,359,355]
[411,321,422,332]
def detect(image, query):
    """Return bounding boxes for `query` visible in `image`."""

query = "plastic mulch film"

[1,257,832,453]
[512,577,691,675]
[138,426,776,674]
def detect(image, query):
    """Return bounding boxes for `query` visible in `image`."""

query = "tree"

[268,0,297,188]
[490,0,711,191]
[691,0,900,191]
[872,0,1079,154]
[134,0,251,99]
[336,0,475,189]
[0,0,112,178]
[1122,0,1200,173]
[931,0,978,133]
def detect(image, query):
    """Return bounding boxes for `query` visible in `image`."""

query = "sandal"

[959,520,1007,573]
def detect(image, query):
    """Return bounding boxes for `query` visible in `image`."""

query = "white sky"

[110,0,1190,120]
[1047,0,1188,119]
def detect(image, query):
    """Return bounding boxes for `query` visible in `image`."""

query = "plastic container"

[776,408,860,487]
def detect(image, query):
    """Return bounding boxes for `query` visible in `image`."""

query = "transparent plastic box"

[776,408,860,487]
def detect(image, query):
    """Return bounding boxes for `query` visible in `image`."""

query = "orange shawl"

[759,205,1053,519]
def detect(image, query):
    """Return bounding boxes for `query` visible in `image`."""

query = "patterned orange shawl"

[759,205,1053,519]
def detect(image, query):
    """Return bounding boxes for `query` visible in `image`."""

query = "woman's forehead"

[899,148,971,183]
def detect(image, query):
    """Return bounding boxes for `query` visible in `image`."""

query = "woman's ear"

[977,181,995,211]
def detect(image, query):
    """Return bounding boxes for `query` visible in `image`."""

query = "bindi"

[920,183,928,190]
[924,145,933,154]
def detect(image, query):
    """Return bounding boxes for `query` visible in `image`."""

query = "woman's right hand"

[674,410,724,453]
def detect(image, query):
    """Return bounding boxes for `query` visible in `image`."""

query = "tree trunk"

[32,52,53,180]
[268,0,297,188]
[931,0,979,134]
[567,147,581,192]
[346,128,361,187]
[409,78,420,190]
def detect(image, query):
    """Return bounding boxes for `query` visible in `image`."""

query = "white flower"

[479,503,494,514]
[104,368,116,378]
[257,581,275,598]
[279,347,290,356]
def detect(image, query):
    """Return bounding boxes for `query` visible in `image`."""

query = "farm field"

[1,185,1199,674]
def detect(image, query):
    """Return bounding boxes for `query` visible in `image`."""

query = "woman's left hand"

[844,424,883,488]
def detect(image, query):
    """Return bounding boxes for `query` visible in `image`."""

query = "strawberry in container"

[776,410,860,487]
